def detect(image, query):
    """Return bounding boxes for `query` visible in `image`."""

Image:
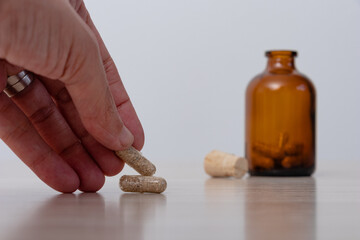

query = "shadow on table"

[7,192,166,240]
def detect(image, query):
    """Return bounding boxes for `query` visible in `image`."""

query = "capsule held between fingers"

[115,147,156,176]
[119,175,167,193]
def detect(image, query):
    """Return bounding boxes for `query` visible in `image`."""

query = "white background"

[1,0,359,169]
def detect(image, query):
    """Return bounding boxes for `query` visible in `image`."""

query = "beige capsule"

[204,150,248,178]
[115,147,156,176]
[119,175,167,193]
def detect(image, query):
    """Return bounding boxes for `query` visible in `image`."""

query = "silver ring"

[3,70,34,97]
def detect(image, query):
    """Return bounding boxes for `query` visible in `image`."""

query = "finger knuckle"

[0,117,32,143]
[59,33,99,85]
[29,105,56,125]
[58,140,83,159]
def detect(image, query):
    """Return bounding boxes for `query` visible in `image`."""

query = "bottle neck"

[265,51,297,74]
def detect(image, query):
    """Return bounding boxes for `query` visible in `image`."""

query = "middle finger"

[10,71,105,192]
[39,77,126,176]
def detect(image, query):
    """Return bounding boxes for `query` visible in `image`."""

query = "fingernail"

[118,125,134,149]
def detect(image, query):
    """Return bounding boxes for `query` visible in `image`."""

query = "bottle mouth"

[265,50,297,57]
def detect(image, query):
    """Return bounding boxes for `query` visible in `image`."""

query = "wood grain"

[0,160,359,240]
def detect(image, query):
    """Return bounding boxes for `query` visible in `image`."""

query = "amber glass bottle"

[245,50,316,176]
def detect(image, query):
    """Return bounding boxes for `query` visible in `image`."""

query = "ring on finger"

[3,70,34,97]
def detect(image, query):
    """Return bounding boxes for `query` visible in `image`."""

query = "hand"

[0,0,144,192]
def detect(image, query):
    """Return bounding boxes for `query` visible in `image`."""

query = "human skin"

[0,0,145,193]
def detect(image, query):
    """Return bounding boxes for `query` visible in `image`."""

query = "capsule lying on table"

[119,175,167,194]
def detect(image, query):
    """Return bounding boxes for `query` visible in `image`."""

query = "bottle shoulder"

[246,70,316,95]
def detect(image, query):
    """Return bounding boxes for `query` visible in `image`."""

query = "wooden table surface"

[0,159,359,240]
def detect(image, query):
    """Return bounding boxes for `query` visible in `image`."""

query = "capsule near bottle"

[245,50,316,176]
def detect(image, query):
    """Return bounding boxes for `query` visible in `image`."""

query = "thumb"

[0,0,133,150]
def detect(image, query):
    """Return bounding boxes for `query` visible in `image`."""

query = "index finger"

[74,1,145,150]
[59,7,134,150]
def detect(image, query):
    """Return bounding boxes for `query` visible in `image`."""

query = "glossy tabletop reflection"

[0,160,359,240]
